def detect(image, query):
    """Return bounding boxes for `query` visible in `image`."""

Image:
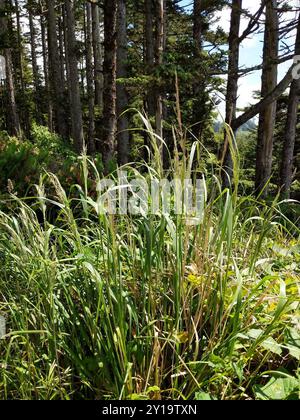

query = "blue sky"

[178,0,297,117]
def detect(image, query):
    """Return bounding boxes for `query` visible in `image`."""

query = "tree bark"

[255,0,279,196]
[65,0,84,153]
[144,0,166,161]
[14,0,30,136]
[222,0,242,187]
[102,0,118,170]
[155,0,165,143]
[86,2,96,154]
[145,0,155,119]
[117,0,129,166]
[4,50,21,137]
[193,0,203,54]
[47,0,68,138]
[28,1,42,124]
[91,3,103,108]
[0,0,21,137]
[58,9,66,93]
[14,0,25,94]
[280,14,300,197]
[40,12,53,131]
[192,0,208,141]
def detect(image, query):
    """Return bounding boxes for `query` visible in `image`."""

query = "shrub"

[0,126,103,197]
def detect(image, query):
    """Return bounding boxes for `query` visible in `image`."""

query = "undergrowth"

[0,118,299,400]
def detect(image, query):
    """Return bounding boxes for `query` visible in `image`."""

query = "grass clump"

[0,125,299,400]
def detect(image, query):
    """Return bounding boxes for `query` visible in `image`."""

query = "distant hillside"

[214,119,257,132]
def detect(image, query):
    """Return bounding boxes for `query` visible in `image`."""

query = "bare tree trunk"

[193,0,202,54]
[280,14,300,197]
[62,3,71,111]
[117,0,129,166]
[222,0,242,187]
[155,0,165,143]
[81,14,86,98]
[255,0,279,196]
[47,0,68,138]
[14,0,25,94]
[102,0,118,170]
[144,0,165,161]
[91,3,103,108]
[4,50,21,137]
[145,0,155,119]
[86,2,96,154]
[28,1,42,124]
[14,0,30,136]
[0,0,21,137]
[192,0,215,142]
[58,10,66,92]
[40,12,53,131]
[65,0,84,153]
[191,0,205,139]
[143,0,156,161]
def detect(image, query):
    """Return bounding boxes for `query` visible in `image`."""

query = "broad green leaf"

[247,329,282,356]
[195,392,215,401]
[253,377,299,400]
[285,328,300,361]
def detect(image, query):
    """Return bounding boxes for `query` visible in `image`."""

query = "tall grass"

[0,119,299,400]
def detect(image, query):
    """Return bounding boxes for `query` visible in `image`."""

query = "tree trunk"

[62,2,71,118]
[14,0,30,136]
[145,0,155,119]
[143,0,155,161]
[86,2,96,154]
[155,0,165,143]
[47,0,68,138]
[117,0,129,166]
[0,0,21,137]
[232,65,296,130]
[192,0,208,141]
[280,14,300,197]
[65,0,84,153]
[144,0,166,161]
[4,50,21,137]
[81,14,86,98]
[58,10,66,92]
[193,0,203,54]
[91,3,103,108]
[40,12,53,131]
[14,0,25,94]
[102,0,118,171]
[255,0,279,196]
[222,0,242,187]
[28,1,42,124]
